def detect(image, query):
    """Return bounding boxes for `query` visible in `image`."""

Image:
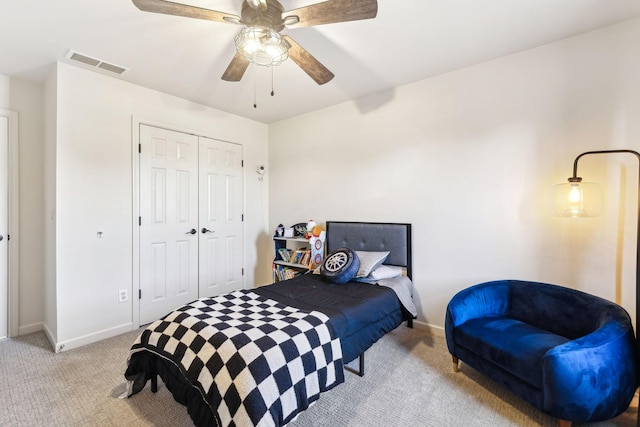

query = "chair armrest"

[445,281,510,355]
[446,281,510,327]
[541,322,638,422]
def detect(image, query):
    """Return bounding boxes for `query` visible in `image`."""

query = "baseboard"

[19,321,43,336]
[410,319,445,337]
[54,322,134,353]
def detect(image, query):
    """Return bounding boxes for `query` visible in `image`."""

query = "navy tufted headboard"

[325,221,412,279]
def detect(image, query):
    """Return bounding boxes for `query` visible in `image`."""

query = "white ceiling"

[2,0,640,123]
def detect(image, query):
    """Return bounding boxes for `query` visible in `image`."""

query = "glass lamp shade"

[234,26,290,66]
[550,181,604,217]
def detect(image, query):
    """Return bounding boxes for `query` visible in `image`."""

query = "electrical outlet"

[118,289,128,303]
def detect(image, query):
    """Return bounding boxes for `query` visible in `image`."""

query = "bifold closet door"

[198,137,243,297]
[139,124,199,325]
[0,116,7,338]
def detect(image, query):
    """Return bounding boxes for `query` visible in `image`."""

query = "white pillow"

[369,264,403,280]
[355,251,389,278]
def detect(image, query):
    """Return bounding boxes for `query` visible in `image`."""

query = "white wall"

[0,75,46,337]
[47,63,270,350]
[0,76,8,102]
[44,66,58,343]
[269,17,640,333]
[9,78,45,335]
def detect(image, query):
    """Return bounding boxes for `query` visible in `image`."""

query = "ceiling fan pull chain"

[253,64,257,108]
[271,66,275,97]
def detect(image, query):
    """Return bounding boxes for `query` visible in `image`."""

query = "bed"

[125,221,415,427]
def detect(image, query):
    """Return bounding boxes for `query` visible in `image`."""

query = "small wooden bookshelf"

[272,235,325,282]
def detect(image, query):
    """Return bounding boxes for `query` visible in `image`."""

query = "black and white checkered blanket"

[126,290,344,427]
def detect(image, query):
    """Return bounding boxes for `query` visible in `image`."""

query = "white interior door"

[0,116,7,338]
[198,137,244,297]
[139,125,199,324]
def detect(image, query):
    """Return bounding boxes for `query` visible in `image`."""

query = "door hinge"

[139,289,142,299]
[241,160,244,167]
[138,143,141,153]
[241,214,244,222]
[242,268,244,276]
[139,216,142,226]
[7,234,9,241]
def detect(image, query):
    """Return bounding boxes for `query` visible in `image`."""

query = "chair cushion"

[455,317,570,389]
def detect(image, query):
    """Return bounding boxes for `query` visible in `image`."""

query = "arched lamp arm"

[571,149,640,180]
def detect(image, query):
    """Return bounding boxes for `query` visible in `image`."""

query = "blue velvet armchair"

[445,280,638,426]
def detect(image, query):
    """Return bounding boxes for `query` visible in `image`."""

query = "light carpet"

[0,325,635,426]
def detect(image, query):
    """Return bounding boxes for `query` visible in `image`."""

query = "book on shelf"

[289,248,311,267]
[273,265,301,281]
[278,248,292,262]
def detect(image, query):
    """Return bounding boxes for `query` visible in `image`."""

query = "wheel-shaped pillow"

[320,248,360,284]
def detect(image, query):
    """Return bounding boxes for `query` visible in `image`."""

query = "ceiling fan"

[132,0,378,85]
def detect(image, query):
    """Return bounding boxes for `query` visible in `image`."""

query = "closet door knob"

[185,229,197,235]
[201,228,214,234]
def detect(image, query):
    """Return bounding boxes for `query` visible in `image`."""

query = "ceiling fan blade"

[132,0,241,24]
[221,52,251,82]
[283,36,334,85]
[283,0,377,28]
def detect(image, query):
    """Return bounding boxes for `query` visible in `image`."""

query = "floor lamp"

[552,149,640,425]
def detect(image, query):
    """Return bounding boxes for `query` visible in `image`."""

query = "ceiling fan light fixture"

[247,0,268,11]
[235,26,290,66]
[131,0,380,85]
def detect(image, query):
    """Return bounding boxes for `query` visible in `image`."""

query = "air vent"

[97,62,128,75]
[65,50,129,75]
[68,52,100,67]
